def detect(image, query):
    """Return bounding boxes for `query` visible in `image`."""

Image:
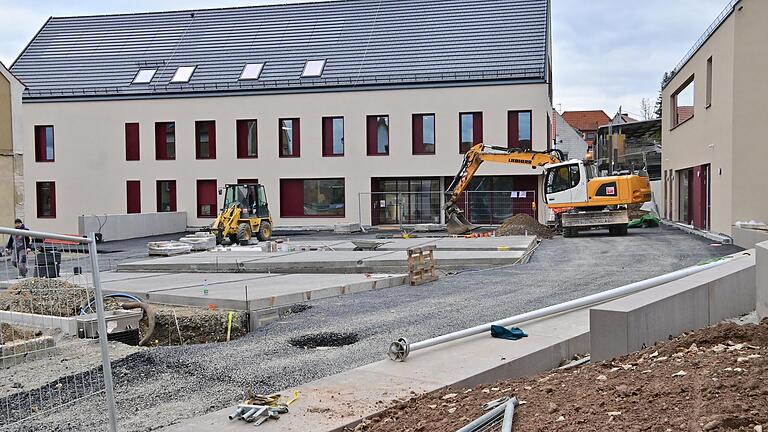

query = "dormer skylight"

[171,66,196,83]
[301,60,326,78]
[240,63,265,80]
[132,69,156,84]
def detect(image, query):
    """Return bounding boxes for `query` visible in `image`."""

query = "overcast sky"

[0,0,728,117]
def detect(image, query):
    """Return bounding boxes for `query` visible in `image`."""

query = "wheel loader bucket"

[445,209,477,235]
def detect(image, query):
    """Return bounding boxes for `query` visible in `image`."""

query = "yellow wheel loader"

[444,144,652,237]
[211,183,273,245]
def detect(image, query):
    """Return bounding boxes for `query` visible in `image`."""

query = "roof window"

[171,66,196,83]
[132,69,156,84]
[301,60,326,78]
[240,63,265,80]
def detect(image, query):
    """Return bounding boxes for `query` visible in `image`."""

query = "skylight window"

[301,60,326,78]
[171,66,196,83]
[240,63,265,80]
[132,69,156,84]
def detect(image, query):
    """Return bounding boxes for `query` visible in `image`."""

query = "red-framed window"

[237,178,259,185]
[155,122,176,160]
[367,115,389,156]
[125,123,140,161]
[195,120,216,159]
[280,178,345,218]
[459,112,483,154]
[236,119,258,159]
[156,180,177,212]
[126,180,141,214]
[279,118,300,157]
[508,111,532,150]
[322,117,344,157]
[196,179,217,218]
[412,114,435,155]
[34,125,55,162]
[36,181,56,218]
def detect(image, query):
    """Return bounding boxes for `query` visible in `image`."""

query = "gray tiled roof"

[11,0,549,100]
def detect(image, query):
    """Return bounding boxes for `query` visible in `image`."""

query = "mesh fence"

[0,227,116,431]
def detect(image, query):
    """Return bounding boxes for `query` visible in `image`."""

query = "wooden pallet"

[407,246,438,286]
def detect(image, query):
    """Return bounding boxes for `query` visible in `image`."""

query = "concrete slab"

[159,308,590,432]
[282,236,536,252]
[117,249,526,274]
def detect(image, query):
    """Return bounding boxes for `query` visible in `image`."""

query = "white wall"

[22,83,552,233]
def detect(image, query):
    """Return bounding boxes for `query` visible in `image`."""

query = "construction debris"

[228,391,299,426]
[495,214,553,239]
[147,241,193,256]
[178,232,217,251]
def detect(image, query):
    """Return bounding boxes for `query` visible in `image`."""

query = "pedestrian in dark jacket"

[5,219,31,278]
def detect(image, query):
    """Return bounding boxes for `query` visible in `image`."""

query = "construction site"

[1,0,767,431]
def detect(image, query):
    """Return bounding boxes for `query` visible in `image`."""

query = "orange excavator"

[444,144,652,237]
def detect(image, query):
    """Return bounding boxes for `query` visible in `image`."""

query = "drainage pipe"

[501,397,518,432]
[456,397,517,432]
[388,252,750,361]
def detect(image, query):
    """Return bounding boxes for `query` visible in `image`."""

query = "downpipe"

[388,251,751,361]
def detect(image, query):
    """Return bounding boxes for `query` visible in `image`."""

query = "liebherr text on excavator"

[444,143,652,237]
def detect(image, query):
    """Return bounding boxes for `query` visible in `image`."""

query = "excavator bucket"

[445,208,477,235]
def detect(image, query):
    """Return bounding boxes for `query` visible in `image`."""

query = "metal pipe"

[88,234,118,432]
[388,252,749,361]
[0,227,90,244]
[456,397,517,432]
[501,398,518,432]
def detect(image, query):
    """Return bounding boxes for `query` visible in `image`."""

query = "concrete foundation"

[0,310,78,336]
[117,248,528,274]
[1,335,56,368]
[590,252,756,361]
[733,226,768,249]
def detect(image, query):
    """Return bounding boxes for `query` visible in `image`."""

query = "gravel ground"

[1,227,742,431]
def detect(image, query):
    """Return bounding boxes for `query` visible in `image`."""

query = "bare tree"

[640,98,654,120]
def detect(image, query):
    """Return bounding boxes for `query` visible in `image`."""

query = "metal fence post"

[87,233,118,432]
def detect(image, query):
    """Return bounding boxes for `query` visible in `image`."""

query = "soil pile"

[0,278,93,317]
[496,214,553,239]
[0,323,41,344]
[357,319,768,432]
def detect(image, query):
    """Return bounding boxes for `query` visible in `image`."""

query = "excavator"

[444,143,652,237]
[210,183,273,245]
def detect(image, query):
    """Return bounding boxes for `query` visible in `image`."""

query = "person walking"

[5,219,32,279]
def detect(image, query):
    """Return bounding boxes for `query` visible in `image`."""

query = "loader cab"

[222,183,270,218]
[544,160,589,205]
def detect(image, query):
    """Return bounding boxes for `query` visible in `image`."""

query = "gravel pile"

[359,319,768,431]
[496,214,554,239]
[0,278,93,317]
[0,227,742,432]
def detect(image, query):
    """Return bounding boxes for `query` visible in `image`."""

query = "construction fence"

[357,190,537,227]
[0,227,117,432]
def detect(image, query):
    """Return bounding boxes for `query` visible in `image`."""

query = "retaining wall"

[590,252,756,361]
[78,212,187,241]
[733,226,768,249]
[757,241,768,319]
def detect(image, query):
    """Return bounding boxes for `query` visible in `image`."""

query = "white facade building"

[12,0,554,235]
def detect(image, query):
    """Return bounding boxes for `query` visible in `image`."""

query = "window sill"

[279,155,300,158]
[322,154,345,158]
[412,152,436,156]
[367,153,389,157]
[35,159,55,163]
[237,156,259,159]
[196,158,217,160]
[37,215,56,219]
[670,114,694,131]
[156,158,176,161]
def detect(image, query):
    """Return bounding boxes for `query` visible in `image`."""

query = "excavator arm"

[444,143,564,234]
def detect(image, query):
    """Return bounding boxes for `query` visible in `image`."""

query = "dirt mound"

[145,306,248,346]
[0,278,93,317]
[496,213,553,239]
[0,323,41,344]
[357,319,768,432]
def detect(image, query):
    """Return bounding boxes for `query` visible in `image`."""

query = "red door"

[691,164,709,230]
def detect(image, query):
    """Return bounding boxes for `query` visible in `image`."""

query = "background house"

[561,109,610,148]
[0,62,24,227]
[553,109,588,161]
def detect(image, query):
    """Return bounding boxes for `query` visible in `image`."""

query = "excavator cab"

[211,184,273,245]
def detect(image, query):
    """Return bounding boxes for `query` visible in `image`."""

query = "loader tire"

[237,223,252,246]
[563,227,577,238]
[256,221,272,241]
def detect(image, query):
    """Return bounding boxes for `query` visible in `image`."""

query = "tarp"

[628,214,660,228]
